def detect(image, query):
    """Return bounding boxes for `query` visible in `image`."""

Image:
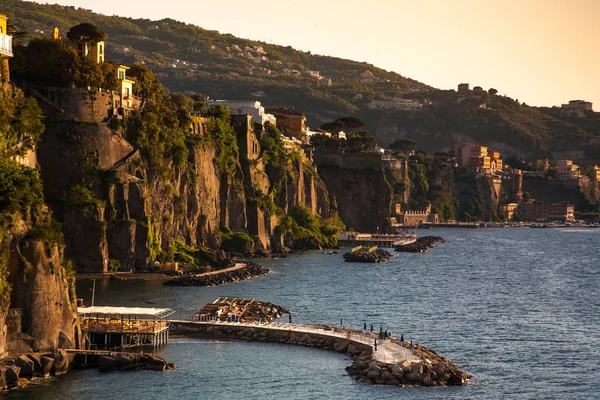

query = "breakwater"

[171,321,469,387]
[163,262,269,287]
[343,249,393,263]
[395,236,446,253]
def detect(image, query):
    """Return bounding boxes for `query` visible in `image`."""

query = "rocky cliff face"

[37,120,335,272]
[317,165,408,233]
[5,233,81,354]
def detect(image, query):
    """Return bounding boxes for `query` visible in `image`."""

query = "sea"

[6,228,600,399]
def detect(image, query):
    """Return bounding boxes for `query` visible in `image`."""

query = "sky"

[29,0,600,109]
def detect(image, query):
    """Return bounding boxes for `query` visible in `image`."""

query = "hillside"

[7,0,429,119]
[7,0,600,157]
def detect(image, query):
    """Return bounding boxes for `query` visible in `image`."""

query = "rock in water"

[343,249,393,263]
[395,236,446,253]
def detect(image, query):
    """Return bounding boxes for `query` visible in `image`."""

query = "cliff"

[34,93,337,272]
[315,151,409,232]
[0,84,81,358]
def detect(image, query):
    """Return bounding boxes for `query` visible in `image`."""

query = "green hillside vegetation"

[6,0,429,120]
[6,0,600,157]
[358,89,593,156]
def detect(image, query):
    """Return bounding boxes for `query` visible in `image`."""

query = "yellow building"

[0,14,13,83]
[73,39,105,63]
[499,203,518,221]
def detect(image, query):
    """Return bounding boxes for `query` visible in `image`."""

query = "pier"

[170,319,470,386]
[338,232,417,247]
[172,319,417,364]
[78,306,175,351]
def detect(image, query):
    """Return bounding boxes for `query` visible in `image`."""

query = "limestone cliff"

[37,119,336,272]
[4,226,81,354]
[315,154,409,233]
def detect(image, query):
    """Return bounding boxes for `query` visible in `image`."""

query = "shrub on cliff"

[218,226,254,254]
[172,240,216,268]
[278,204,345,248]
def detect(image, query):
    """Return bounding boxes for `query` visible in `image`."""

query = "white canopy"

[78,306,175,318]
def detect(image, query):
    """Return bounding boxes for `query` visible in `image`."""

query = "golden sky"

[31,0,600,109]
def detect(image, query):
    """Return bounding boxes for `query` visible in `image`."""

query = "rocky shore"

[172,322,470,388]
[163,262,269,287]
[0,350,174,390]
[343,249,393,263]
[395,236,446,253]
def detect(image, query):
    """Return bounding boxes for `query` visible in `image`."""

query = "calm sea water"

[7,228,600,399]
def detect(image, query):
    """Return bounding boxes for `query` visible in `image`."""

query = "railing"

[0,33,12,57]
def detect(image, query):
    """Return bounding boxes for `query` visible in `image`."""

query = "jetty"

[338,232,417,247]
[171,319,470,386]
[78,306,175,351]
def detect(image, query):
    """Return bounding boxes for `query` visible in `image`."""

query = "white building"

[207,100,276,127]
[556,160,581,179]
[367,97,422,111]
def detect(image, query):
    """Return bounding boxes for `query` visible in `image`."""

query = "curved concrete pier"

[171,320,470,386]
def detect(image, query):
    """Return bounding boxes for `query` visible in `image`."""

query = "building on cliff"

[393,204,439,226]
[265,107,306,141]
[552,150,585,161]
[456,144,503,175]
[556,159,581,179]
[561,100,593,116]
[367,97,422,111]
[457,83,470,93]
[233,114,260,160]
[515,202,575,222]
[208,99,276,127]
[0,14,13,83]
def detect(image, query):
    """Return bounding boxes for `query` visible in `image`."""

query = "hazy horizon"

[25,0,600,110]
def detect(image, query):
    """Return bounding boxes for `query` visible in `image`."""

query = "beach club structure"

[78,306,175,351]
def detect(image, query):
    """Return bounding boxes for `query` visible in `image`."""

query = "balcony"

[0,33,12,57]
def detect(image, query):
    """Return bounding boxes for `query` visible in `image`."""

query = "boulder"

[15,355,34,379]
[399,360,413,373]
[381,370,395,382]
[405,371,422,383]
[410,362,423,374]
[391,364,404,378]
[142,354,167,371]
[368,361,383,370]
[366,369,381,380]
[26,354,44,376]
[4,365,21,388]
[41,356,55,377]
[335,342,349,353]
[52,349,70,375]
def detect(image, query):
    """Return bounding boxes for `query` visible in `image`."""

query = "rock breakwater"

[348,341,471,386]
[172,322,470,388]
[163,262,269,287]
[395,236,446,253]
[343,249,393,263]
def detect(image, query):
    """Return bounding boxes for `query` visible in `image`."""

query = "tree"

[335,116,366,132]
[522,192,531,202]
[171,92,194,112]
[66,23,106,43]
[489,88,498,95]
[11,38,79,86]
[128,63,164,101]
[345,131,376,153]
[390,139,417,154]
[320,120,345,134]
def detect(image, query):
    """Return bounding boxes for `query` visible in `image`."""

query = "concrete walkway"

[191,263,247,277]
[171,320,419,365]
